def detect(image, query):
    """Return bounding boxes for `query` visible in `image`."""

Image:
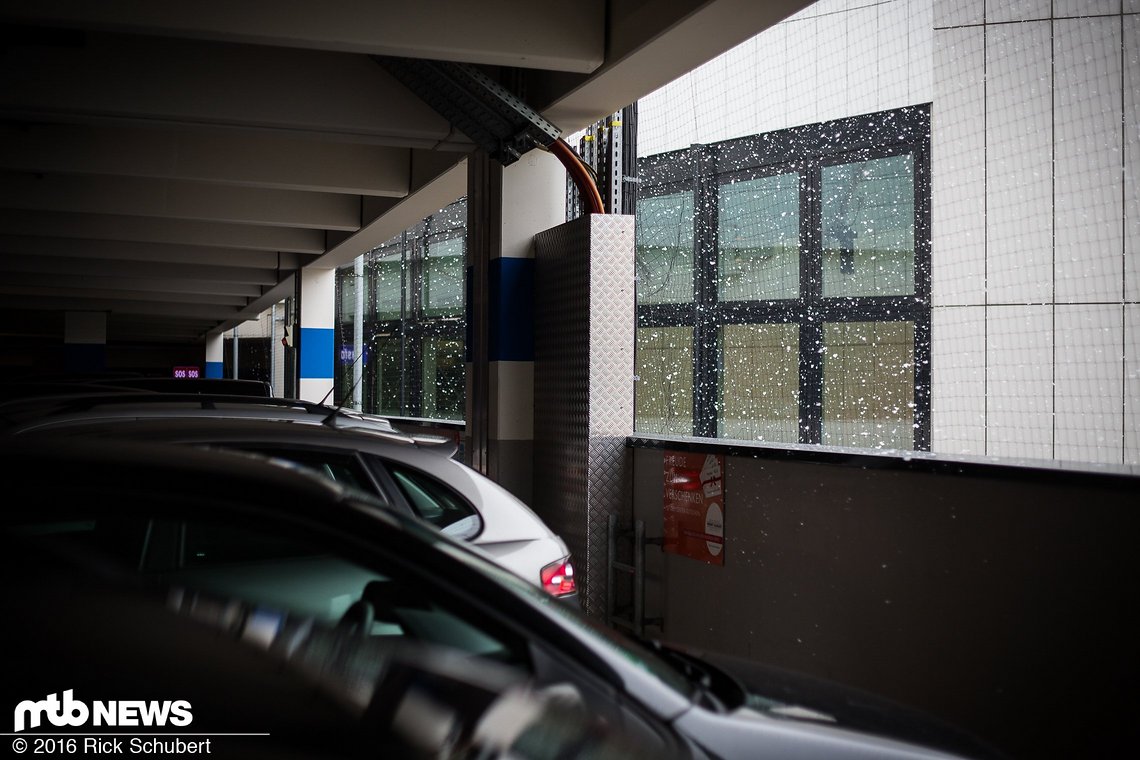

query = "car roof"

[0,434,389,517]
[9,415,556,545]
[12,413,458,458]
[84,376,274,396]
[0,389,365,423]
[0,390,458,454]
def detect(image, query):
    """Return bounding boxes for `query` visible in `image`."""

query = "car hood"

[669,646,1008,760]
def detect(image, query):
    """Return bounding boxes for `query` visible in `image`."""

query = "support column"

[204,332,224,378]
[298,267,335,403]
[64,311,106,374]
[534,214,636,618]
[352,256,364,410]
[466,149,565,505]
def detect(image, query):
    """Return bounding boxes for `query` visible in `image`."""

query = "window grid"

[635,106,931,450]
[336,199,467,421]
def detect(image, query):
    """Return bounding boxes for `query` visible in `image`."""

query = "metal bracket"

[373,56,561,166]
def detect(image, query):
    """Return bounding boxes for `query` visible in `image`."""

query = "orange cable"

[547,138,605,215]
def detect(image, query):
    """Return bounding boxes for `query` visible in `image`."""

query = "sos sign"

[172,366,201,379]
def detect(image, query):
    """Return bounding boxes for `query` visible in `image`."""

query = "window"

[336,198,467,422]
[181,521,318,567]
[9,505,520,661]
[634,107,930,449]
[225,446,375,494]
[386,463,481,540]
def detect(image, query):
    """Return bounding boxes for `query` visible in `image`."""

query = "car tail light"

[540,557,576,596]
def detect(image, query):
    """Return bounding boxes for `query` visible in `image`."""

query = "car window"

[182,520,320,566]
[386,464,480,539]
[6,493,694,712]
[8,507,525,668]
[223,446,374,494]
[11,513,149,569]
[5,519,665,760]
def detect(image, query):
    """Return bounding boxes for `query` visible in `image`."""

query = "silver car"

[6,404,577,605]
[0,391,406,434]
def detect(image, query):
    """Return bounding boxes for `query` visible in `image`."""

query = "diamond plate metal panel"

[534,216,591,604]
[534,214,635,619]
[585,216,636,617]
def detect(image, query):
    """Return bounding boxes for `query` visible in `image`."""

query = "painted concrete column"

[298,267,336,403]
[466,150,566,504]
[64,311,106,374]
[204,332,224,378]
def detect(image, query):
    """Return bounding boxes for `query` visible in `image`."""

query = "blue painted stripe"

[205,362,224,379]
[488,257,534,362]
[300,327,334,379]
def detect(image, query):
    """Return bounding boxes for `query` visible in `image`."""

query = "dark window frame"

[336,199,467,421]
[635,106,931,449]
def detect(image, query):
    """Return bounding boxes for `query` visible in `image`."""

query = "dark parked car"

[0,438,1000,760]
[0,445,640,760]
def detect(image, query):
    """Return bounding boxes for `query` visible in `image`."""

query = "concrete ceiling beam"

[0,253,278,285]
[0,0,604,73]
[0,235,314,270]
[0,172,363,230]
[0,210,328,254]
[0,124,414,196]
[0,33,465,147]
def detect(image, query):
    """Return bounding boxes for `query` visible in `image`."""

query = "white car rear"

[6,405,578,604]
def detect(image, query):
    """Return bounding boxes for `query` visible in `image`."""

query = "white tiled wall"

[815,16,850,124]
[879,1,913,108]
[785,15,821,129]
[1054,0,1122,18]
[721,36,757,143]
[933,1,1135,464]
[908,0,935,98]
[985,20,1053,305]
[1054,17,1124,304]
[986,0,1051,23]
[755,25,788,135]
[932,27,986,306]
[844,5,883,118]
[636,0,935,155]
[1126,304,1140,463]
[788,0,847,21]
[932,305,987,453]
[691,55,729,137]
[1126,14,1140,303]
[986,305,1054,459]
[934,0,983,28]
[1055,305,1124,463]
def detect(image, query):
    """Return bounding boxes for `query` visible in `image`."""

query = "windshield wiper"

[633,637,727,711]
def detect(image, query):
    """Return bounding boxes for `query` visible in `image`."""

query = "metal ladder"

[605,514,663,637]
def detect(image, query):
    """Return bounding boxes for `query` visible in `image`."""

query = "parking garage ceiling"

[0,0,809,346]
